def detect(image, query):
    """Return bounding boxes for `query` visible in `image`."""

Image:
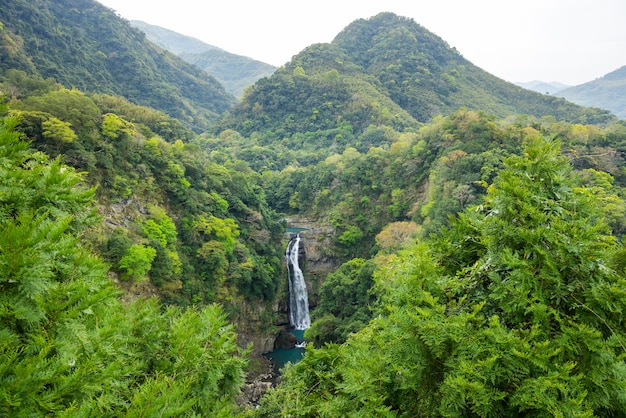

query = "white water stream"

[286,234,310,330]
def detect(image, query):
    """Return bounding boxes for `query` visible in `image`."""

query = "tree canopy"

[2,3,626,414]
[256,136,626,417]
[0,114,248,416]
[0,0,235,132]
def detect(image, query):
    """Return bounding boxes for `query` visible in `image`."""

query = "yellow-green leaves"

[118,244,157,281]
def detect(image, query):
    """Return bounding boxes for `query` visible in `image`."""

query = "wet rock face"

[274,329,297,349]
[239,380,273,407]
[285,216,340,309]
[235,299,280,356]
[287,219,335,270]
[256,336,278,354]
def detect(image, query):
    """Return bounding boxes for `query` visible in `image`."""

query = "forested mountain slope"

[131,20,277,98]
[0,0,288,376]
[557,65,626,119]
[1,4,626,415]
[0,112,250,416]
[217,13,614,141]
[0,0,235,132]
[6,85,285,309]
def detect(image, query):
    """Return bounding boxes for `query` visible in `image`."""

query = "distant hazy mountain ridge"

[131,20,277,98]
[130,20,223,55]
[555,66,626,119]
[515,80,571,95]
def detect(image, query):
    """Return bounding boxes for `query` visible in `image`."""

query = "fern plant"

[0,114,248,416]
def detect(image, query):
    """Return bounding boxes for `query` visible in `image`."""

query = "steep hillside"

[0,0,235,132]
[333,14,611,123]
[215,41,421,141]
[556,66,626,119]
[4,4,626,414]
[131,20,277,98]
[130,20,219,55]
[217,13,614,139]
[0,112,251,416]
[6,85,285,308]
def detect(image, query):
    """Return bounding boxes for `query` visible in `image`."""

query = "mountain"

[131,20,277,98]
[0,0,236,132]
[556,66,626,119]
[217,13,614,139]
[515,80,570,94]
[2,3,626,413]
[130,20,222,56]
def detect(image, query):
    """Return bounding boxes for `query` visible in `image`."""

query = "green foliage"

[142,207,178,247]
[92,93,195,143]
[257,136,626,416]
[337,225,364,248]
[41,116,76,143]
[101,112,136,139]
[0,70,59,99]
[0,0,235,132]
[118,244,157,281]
[0,115,248,416]
[307,258,376,345]
[21,88,101,134]
[293,65,306,77]
[193,214,240,255]
[5,80,285,307]
[104,229,133,269]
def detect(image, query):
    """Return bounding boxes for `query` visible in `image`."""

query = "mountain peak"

[219,12,614,138]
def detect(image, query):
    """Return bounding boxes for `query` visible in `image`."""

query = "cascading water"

[286,234,310,330]
[263,233,310,372]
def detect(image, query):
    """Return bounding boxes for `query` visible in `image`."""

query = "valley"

[1,1,626,416]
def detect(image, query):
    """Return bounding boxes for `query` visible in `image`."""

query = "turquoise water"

[264,346,305,372]
[264,329,307,372]
[291,329,306,341]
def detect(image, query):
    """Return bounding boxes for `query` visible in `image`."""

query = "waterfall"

[286,234,310,330]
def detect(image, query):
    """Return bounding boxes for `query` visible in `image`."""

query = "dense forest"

[257,137,626,416]
[1,1,626,416]
[0,0,235,132]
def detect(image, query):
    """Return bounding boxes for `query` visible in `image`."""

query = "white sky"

[97,0,626,86]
